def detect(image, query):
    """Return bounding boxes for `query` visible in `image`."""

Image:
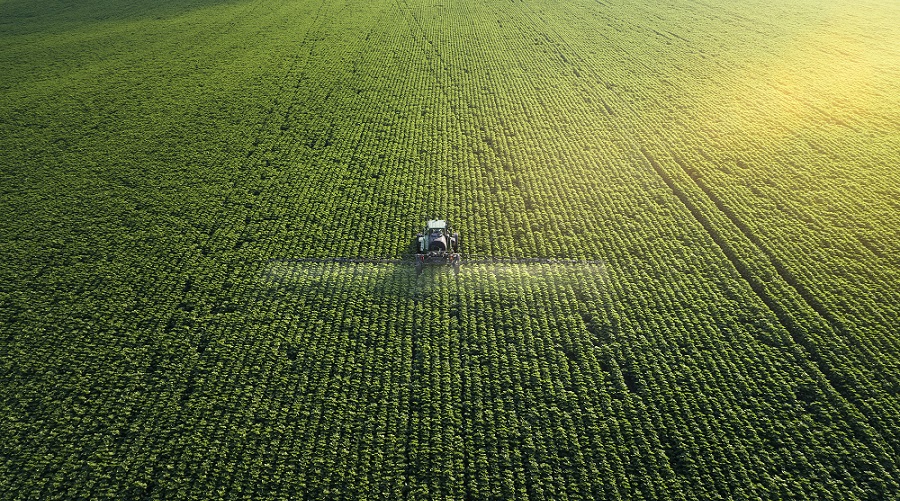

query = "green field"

[2,0,899,498]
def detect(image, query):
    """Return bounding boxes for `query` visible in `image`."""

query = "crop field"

[1,0,899,499]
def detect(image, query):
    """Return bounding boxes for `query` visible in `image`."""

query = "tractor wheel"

[413,234,423,254]
[452,232,460,252]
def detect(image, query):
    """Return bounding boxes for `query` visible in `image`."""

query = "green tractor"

[416,219,461,275]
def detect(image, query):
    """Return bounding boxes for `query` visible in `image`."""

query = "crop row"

[2,0,899,499]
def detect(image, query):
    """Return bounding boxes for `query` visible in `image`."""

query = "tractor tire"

[412,234,423,254]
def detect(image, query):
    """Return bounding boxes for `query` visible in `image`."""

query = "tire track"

[638,148,900,467]
[640,148,821,351]
[666,152,869,349]
[514,0,900,475]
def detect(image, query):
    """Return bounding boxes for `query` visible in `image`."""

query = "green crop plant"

[1,0,899,499]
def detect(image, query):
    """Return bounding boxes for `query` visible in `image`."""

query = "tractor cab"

[415,219,461,274]
[429,229,447,251]
[418,220,450,253]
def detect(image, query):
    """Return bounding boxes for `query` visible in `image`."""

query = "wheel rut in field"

[640,147,900,463]
[666,152,857,342]
[510,0,859,378]
[504,1,900,479]
[504,2,900,469]
[639,149,837,360]
[640,150,796,326]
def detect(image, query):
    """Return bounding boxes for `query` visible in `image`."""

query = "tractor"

[415,219,461,275]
